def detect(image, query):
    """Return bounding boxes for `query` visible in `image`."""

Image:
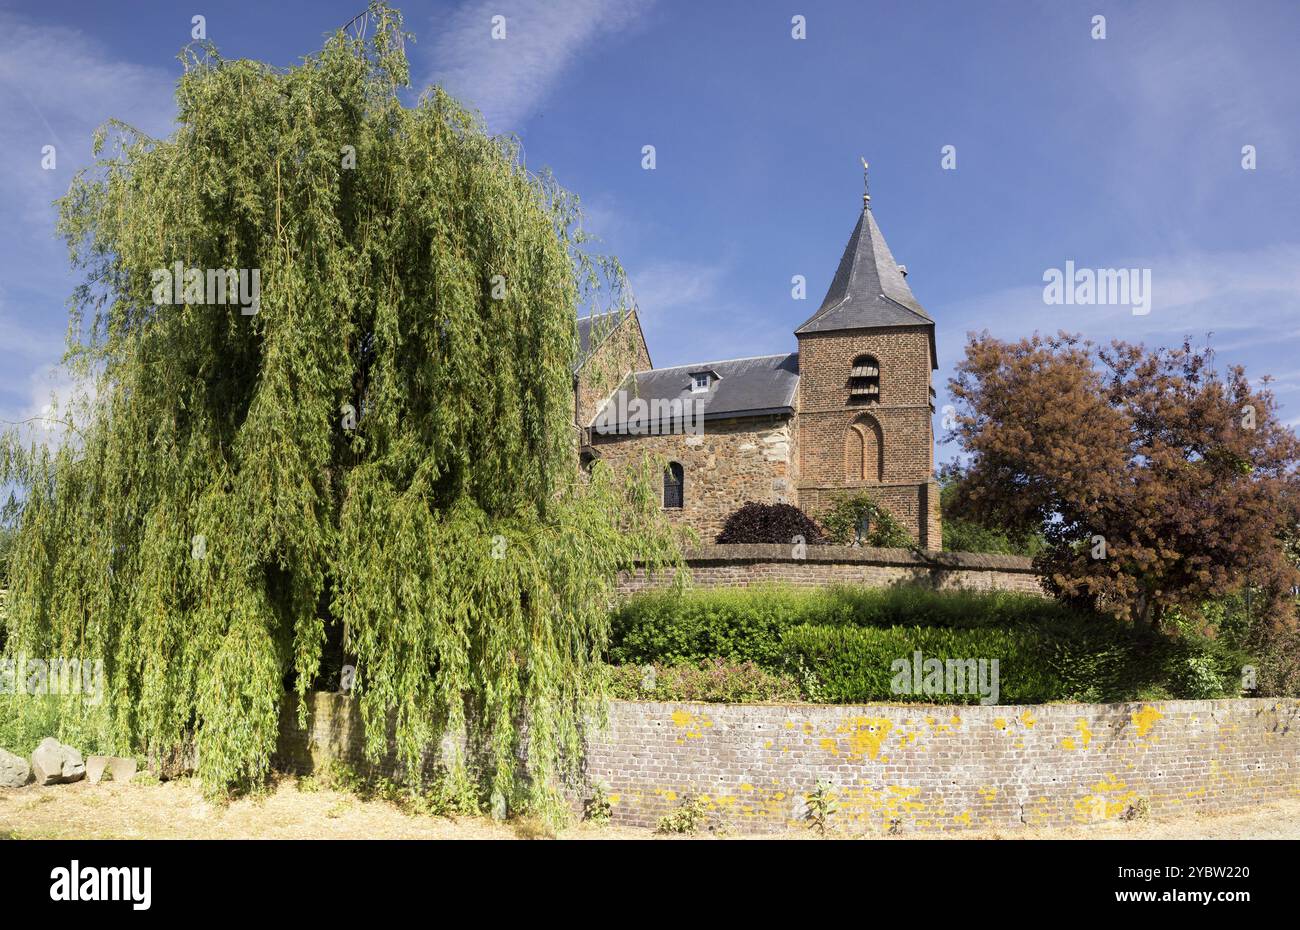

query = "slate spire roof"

[795,166,933,336]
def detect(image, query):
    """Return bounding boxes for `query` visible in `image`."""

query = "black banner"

[0,838,1282,916]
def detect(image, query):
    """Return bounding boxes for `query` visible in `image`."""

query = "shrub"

[942,516,1045,556]
[584,781,613,825]
[805,780,837,837]
[938,467,1044,556]
[608,585,1254,704]
[1193,591,1300,697]
[608,586,1089,668]
[783,623,1062,704]
[603,659,801,703]
[819,494,912,548]
[716,502,825,545]
[656,796,710,835]
[609,587,808,667]
[0,695,118,759]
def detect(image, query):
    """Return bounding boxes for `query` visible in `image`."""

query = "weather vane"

[861,157,870,208]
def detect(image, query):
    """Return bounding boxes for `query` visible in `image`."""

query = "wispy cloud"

[425,0,655,132]
[0,12,175,230]
[0,362,96,449]
[629,257,796,366]
[0,11,174,433]
[938,242,1300,364]
[932,241,1300,459]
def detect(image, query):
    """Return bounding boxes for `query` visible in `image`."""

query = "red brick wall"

[795,326,939,547]
[617,544,1045,596]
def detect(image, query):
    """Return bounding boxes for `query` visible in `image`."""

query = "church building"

[574,170,941,549]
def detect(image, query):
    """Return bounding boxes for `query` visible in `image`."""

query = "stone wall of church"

[795,325,938,547]
[590,414,794,542]
[575,311,652,428]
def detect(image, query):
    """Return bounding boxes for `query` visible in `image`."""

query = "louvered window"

[848,354,881,403]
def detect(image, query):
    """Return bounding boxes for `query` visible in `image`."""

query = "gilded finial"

[861,157,870,209]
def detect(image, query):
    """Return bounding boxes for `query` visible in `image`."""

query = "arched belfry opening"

[848,353,880,405]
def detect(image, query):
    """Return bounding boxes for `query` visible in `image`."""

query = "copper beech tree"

[946,332,1300,631]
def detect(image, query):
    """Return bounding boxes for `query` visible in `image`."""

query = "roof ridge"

[638,352,796,374]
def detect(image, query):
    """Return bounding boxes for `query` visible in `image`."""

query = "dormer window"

[848,354,880,404]
[691,372,712,393]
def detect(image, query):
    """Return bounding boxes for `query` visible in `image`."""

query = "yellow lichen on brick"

[1073,773,1137,823]
[834,716,894,760]
[669,708,711,739]
[1061,718,1093,750]
[1131,704,1164,739]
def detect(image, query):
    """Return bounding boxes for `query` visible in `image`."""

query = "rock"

[85,756,108,784]
[86,755,137,785]
[0,749,31,788]
[30,738,86,785]
[108,756,138,783]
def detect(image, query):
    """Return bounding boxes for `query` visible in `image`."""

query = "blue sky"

[1,0,1298,466]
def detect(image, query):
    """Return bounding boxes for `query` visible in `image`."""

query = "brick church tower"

[794,165,942,548]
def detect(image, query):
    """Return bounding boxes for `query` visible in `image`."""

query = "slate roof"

[795,206,933,334]
[591,353,799,427]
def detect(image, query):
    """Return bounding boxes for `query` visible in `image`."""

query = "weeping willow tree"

[0,3,682,815]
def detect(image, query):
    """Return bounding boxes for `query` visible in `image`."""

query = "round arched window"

[848,354,880,404]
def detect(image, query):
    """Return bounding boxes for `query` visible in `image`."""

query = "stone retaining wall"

[277,694,1299,835]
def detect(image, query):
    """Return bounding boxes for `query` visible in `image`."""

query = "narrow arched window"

[664,462,684,509]
[848,354,880,404]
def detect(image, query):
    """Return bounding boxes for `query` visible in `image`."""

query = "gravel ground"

[2,776,1297,840]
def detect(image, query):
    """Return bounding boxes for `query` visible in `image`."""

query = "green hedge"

[608,585,1089,666]
[608,585,1252,704]
[784,624,1059,704]
[603,659,801,703]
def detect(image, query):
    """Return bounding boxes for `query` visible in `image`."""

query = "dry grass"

[2,777,1297,840]
[0,776,649,840]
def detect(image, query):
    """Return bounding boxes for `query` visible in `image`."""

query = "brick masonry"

[278,694,1300,834]
[573,296,944,549]
[795,325,939,548]
[616,543,1046,597]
